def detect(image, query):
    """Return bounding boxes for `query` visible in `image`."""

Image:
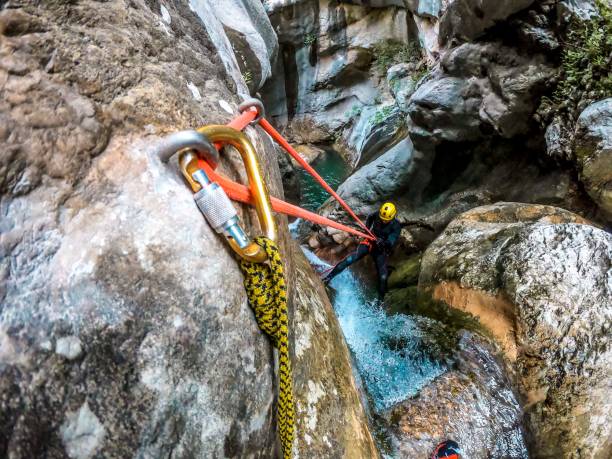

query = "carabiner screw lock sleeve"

[160,127,276,263]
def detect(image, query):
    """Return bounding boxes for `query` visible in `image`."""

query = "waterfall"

[300,247,446,411]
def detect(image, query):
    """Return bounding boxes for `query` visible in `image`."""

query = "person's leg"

[373,249,389,299]
[323,244,370,282]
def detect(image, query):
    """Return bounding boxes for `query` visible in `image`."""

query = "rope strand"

[239,237,294,458]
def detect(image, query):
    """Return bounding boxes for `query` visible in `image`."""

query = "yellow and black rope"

[239,237,294,459]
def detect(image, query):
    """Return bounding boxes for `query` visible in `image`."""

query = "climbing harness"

[158,126,294,458]
[157,97,375,458]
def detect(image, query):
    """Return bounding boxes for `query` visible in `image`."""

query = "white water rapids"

[296,235,446,411]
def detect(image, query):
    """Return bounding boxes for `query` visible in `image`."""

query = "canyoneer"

[323,202,401,298]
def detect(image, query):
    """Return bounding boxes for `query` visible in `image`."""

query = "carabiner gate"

[161,126,276,263]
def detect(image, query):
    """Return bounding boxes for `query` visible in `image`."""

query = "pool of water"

[296,148,350,211]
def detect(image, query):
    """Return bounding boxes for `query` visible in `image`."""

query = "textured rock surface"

[0,1,376,458]
[438,0,535,46]
[406,0,535,57]
[574,98,612,220]
[288,244,378,458]
[408,42,555,149]
[190,0,278,91]
[386,332,528,458]
[418,202,612,457]
[262,0,423,165]
[332,137,431,217]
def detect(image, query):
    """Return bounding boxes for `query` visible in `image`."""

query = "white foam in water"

[288,218,302,238]
[301,247,446,411]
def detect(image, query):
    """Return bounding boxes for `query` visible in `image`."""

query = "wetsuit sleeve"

[366,213,375,229]
[385,221,401,248]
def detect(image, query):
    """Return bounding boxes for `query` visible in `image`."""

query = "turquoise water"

[292,149,446,412]
[301,248,447,412]
[296,149,350,211]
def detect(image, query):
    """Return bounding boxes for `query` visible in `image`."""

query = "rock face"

[0,1,376,458]
[288,244,378,458]
[405,0,536,58]
[386,332,528,458]
[333,137,431,217]
[418,202,612,457]
[190,0,278,92]
[262,0,423,165]
[574,98,612,221]
[408,42,555,149]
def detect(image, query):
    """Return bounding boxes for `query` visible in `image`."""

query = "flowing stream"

[291,149,531,457]
[291,149,446,412]
[301,248,446,411]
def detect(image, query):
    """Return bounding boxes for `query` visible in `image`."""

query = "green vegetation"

[553,0,611,106]
[344,104,362,118]
[304,32,317,47]
[243,70,253,86]
[372,105,394,124]
[411,65,429,84]
[372,40,421,73]
[539,0,611,126]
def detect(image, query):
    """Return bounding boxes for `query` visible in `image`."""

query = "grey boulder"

[407,43,554,149]
[574,98,612,221]
[418,202,612,457]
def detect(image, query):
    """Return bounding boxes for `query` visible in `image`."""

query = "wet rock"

[288,244,378,458]
[419,202,611,457]
[388,253,422,289]
[333,137,432,217]
[574,98,612,221]
[0,2,376,458]
[293,143,325,165]
[385,332,528,458]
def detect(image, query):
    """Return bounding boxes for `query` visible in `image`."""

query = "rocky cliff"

[255,1,611,458]
[0,1,377,457]
[297,0,610,258]
[2,0,611,458]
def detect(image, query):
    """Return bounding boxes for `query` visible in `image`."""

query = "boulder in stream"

[418,202,612,457]
[385,331,528,458]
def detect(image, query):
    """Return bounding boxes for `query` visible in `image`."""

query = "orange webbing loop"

[258,118,376,240]
[205,103,376,241]
[196,159,374,241]
[227,109,257,131]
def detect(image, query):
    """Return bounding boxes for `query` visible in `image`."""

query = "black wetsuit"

[325,213,401,297]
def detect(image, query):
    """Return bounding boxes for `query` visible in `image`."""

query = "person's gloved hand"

[376,238,385,248]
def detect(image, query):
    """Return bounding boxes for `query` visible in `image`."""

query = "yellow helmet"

[379,202,397,222]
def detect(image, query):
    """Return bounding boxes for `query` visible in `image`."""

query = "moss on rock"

[388,253,422,289]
